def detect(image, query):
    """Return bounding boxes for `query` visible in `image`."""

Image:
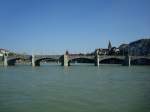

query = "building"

[96,48,109,55]
[109,47,120,55]
[95,41,120,55]
[0,52,3,56]
[0,49,10,56]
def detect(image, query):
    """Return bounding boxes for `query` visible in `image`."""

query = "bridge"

[3,55,31,66]
[31,55,61,66]
[3,53,150,67]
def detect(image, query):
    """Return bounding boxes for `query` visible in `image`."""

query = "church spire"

[108,40,112,51]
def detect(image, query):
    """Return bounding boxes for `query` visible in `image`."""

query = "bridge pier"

[95,50,100,67]
[62,54,68,67]
[4,55,8,67]
[123,55,131,66]
[57,60,60,64]
[95,55,100,66]
[32,54,35,67]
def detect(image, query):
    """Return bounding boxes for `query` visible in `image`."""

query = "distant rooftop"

[0,48,10,52]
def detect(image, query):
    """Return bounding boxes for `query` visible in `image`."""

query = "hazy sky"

[0,0,150,54]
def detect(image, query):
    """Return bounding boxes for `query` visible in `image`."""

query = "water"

[0,64,150,112]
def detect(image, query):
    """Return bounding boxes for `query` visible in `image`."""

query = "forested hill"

[119,39,150,56]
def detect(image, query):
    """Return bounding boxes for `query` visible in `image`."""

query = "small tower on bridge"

[3,53,8,67]
[62,50,69,67]
[3,52,8,67]
[65,50,69,55]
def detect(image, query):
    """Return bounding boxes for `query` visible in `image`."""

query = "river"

[0,64,150,112]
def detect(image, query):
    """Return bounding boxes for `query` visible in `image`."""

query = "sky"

[0,0,150,54]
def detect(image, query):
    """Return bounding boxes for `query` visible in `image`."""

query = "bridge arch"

[99,58,124,64]
[68,57,95,65]
[131,58,150,65]
[7,57,29,66]
[34,57,59,66]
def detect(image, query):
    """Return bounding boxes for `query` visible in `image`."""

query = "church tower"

[108,40,112,51]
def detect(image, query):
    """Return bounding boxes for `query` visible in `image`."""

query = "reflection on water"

[0,65,150,112]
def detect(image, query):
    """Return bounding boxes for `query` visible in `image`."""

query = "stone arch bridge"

[3,54,150,67]
[32,55,61,66]
[62,55,150,66]
[3,55,31,66]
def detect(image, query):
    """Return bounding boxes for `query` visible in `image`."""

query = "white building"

[0,49,9,56]
[0,53,3,56]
